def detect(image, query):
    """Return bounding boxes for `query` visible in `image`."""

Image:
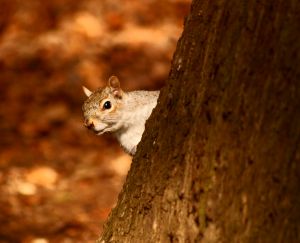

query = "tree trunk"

[98,0,300,242]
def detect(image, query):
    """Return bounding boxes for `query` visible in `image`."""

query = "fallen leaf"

[109,154,132,176]
[25,166,58,189]
[16,181,37,196]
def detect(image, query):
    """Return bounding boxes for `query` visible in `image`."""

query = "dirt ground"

[0,0,191,242]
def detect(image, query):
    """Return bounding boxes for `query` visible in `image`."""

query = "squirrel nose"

[84,118,94,129]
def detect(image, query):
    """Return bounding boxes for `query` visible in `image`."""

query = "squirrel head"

[82,76,125,135]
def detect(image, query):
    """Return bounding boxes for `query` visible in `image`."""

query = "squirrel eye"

[103,101,111,110]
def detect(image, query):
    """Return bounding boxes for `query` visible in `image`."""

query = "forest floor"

[0,0,190,242]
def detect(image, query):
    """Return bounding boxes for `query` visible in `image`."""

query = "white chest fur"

[115,123,144,155]
[113,91,159,155]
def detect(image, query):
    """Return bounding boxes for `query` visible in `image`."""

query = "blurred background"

[0,0,191,242]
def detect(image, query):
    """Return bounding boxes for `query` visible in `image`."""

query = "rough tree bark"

[98,0,300,242]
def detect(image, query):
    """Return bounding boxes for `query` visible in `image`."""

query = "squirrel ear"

[82,86,92,97]
[108,75,123,98]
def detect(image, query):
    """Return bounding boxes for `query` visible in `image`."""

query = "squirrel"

[82,76,159,156]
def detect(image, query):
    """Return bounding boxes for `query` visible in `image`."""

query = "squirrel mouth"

[96,129,106,135]
[86,125,106,135]
[87,127,105,135]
